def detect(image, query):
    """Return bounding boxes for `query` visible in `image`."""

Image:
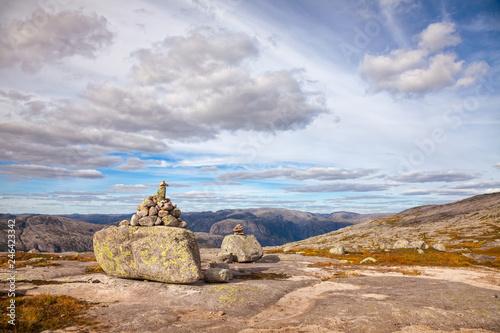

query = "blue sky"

[0,0,499,215]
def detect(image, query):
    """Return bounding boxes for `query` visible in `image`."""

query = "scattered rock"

[433,243,446,252]
[393,239,410,249]
[360,257,377,264]
[339,259,351,264]
[329,245,345,255]
[93,225,201,284]
[217,252,235,263]
[417,249,425,254]
[462,253,497,263]
[28,248,40,253]
[204,268,232,283]
[409,240,428,249]
[28,257,46,263]
[119,220,130,227]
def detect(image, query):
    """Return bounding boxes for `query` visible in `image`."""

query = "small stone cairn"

[120,181,187,228]
[218,224,263,263]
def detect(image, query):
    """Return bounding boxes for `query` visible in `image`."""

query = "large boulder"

[219,234,263,263]
[93,226,201,284]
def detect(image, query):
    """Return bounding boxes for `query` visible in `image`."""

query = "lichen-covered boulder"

[433,243,446,252]
[219,234,263,263]
[204,268,232,283]
[93,226,201,284]
[329,245,345,255]
[393,239,410,249]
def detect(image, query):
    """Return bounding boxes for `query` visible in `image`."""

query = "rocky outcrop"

[0,215,106,253]
[274,193,500,258]
[329,245,345,255]
[93,225,201,284]
[219,227,263,263]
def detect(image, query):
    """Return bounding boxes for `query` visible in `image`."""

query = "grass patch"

[322,271,363,280]
[84,264,104,274]
[0,294,96,333]
[1,260,61,269]
[0,252,96,268]
[279,247,499,268]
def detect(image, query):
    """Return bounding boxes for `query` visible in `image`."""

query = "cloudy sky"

[0,0,499,215]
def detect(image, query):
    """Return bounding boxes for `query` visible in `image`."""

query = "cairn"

[233,224,244,235]
[121,181,186,228]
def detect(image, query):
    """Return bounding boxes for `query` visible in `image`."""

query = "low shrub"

[0,294,95,333]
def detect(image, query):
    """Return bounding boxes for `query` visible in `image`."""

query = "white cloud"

[0,164,104,179]
[200,166,219,172]
[359,21,489,95]
[417,21,461,53]
[389,171,475,183]
[283,182,392,192]
[0,29,327,171]
[108,184,156,193]
[451,181,500,190]
[219,167,377,181]
[0,10,114,72]
[115,157,148,171]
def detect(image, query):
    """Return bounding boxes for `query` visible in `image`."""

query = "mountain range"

[0,209,391,251]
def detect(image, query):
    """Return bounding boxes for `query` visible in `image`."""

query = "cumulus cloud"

[219,167,377,181]
[0,30,327,170]
[389,171,475,183]
[0,164,104,179]
[359,21,489,95]
[115,157,148,171]
[417,21,461,53]
[200,166,219,172]
[0,10,113,72]
[283,182,391,192]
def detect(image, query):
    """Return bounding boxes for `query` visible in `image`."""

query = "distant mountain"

[59,213,132,225]
[0,215,107,253]
[0,208,394,251]
[183,208,355,246]
[277,192,500,252]
[327,211,394,224]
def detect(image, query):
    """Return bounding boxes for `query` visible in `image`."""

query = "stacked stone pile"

[218,224,263,263]
[121,181,187,228]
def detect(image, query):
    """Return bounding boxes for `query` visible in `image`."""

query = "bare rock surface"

[2,248,499,333]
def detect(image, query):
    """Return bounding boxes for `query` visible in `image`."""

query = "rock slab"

[219,234,263,263]
[93,226,201,284]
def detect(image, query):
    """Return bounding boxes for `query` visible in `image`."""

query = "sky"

[0,0,499,215]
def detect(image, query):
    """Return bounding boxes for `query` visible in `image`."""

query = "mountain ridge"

[275,192,500,253]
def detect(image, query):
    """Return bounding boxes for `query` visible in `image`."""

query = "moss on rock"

[93,226,201,284]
